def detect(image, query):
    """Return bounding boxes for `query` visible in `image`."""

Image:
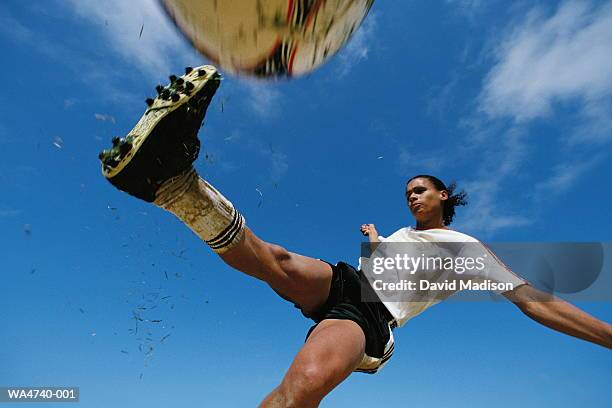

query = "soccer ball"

[160,0,374,78]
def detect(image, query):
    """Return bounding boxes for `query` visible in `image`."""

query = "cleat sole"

[100,65,220,201]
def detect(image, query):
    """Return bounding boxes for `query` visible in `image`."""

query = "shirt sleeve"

[459,241,528,294]
[378,227,406,243]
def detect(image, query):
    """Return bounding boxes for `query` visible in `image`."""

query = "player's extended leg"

[259,319,366,408]
[153,166,333,314]
[220,228,333,315]
[99,65,332,314]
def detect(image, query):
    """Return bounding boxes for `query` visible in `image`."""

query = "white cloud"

[265,146,289,182]
[569,98,612,144]
[94,113,117,124]
[239,81,283,119]
[397,148,445,174]
[479,1,612,126]
[446,0,486,14]
[63,0,286,117]
[446,0,499,24]
[335,13,378,77]
[63,98,78,108]
[449,1,612,235]
[453,128,533,234]
[453,179,533,235]
[64,0,195,79]
[0,8,135,104]
[534,155,604,195]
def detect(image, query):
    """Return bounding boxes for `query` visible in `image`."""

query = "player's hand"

[360,224,378,237]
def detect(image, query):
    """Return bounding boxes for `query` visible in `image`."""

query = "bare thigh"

[220,228,333,314]
[259,319,366,408]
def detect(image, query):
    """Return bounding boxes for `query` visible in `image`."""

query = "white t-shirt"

[359,227,527,328]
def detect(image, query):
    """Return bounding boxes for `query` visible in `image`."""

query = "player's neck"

[415,218,445,230]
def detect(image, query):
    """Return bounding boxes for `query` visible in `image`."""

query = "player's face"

[405,178,448,223]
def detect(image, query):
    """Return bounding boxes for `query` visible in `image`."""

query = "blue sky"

[1,0,611,406]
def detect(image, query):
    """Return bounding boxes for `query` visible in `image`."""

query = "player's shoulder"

[381,227,413,241]
[383,227,483,243]
[438,228,480,243]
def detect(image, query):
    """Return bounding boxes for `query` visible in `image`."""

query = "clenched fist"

[360,224,379,242]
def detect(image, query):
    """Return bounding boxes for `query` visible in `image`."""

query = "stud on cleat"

[185,67,193,75]
[119,141,132,155]
[98,151,105,160]
[100,65,221,202]
[146,98,155,107]
[156,85,164,94]
[169,74,178,83]
[176,78,184,86]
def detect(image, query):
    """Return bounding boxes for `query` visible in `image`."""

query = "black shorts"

[304,261,395,361]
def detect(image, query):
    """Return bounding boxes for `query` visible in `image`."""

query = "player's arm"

[503,284,612,349]
[360,224,381,253]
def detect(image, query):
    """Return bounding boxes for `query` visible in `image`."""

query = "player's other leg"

[259,319,366,408]
[99,65,332,314]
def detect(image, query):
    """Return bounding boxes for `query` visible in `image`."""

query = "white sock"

[154,168,245,254]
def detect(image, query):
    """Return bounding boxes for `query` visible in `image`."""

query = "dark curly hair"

[406,175,468,226]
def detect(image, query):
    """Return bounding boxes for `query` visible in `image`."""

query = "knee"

[277,363,329,407]
[268,244,292,263]
[263,243,293,273]
[252,243,295,287]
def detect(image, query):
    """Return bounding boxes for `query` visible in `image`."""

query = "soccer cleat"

[99,65,221,202]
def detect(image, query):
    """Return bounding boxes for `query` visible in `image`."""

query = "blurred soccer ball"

[160,0,374,78]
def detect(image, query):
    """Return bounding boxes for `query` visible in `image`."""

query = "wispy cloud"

[479,0,612,130]
[453,127,533,235]
[225,130,289,183]
[446,0,486,10]
[64,0,195,79]
[448,0,612,235]
[264,144,289,182]
[203,123,289,184]
[396,148,445,175]
[62,0,287,117]
[335,12,378,77]
[534,154,605,196]
[63,98,78,109]
[94,113,117,124]
[569,98,612,145]
[239,82,283,119]
[0,208,21,218]
[0,7,135,104]
[445,0,502,24]
[454,178,532,233]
